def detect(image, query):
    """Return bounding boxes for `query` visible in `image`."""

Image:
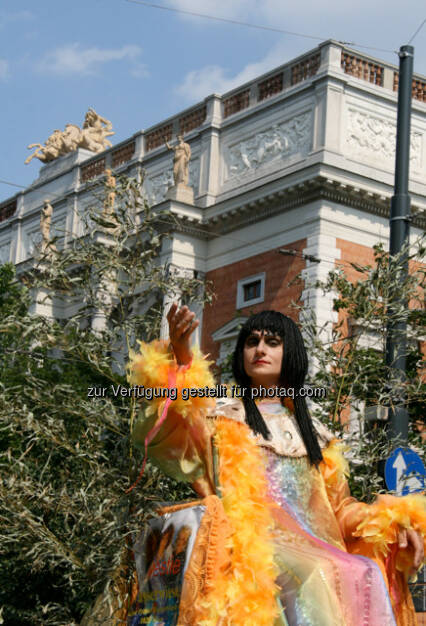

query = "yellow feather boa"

[196,418,280,626]
[128,340,216,418]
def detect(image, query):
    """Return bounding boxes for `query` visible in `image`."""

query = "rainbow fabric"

[127,341,425,626]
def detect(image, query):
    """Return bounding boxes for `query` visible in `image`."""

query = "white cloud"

[37,43,146,76]
[175,40,291,101]
[0,59,9,80]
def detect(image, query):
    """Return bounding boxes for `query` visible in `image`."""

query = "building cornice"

[165,175,425,241]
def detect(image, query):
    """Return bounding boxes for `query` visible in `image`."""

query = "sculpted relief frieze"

[144,158,200,205]
[346,109,421,171]
[0,241,10,264]
[22,226,41,260]
[224,112,312,182]
[143,170,173,206]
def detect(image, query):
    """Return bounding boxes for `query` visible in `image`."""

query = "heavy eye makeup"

[245,333,282,347]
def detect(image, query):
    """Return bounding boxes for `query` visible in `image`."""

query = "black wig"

[232,310,323,466]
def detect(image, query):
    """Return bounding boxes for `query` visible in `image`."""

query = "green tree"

[0,174,208,625]
[295,238,425,500]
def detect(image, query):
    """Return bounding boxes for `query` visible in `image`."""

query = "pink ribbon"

[126,360,191,494]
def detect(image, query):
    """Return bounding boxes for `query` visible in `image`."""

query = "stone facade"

[0,39,425,370]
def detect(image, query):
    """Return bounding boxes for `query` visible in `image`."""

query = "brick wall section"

[335,238,377,337]
[334,240,378,423]
[201,239,307,361]
[336,238,375,275]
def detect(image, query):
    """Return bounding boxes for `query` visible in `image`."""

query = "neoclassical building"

[1,39,425,368]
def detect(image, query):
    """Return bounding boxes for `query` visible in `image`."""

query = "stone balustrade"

[291,53,321,86]
[223,89,250,118]
[111,141,136,168]
[393,72,426,103]
[145,123,173,152]
[258,72,284,101]
[179,105,207,135]
[341,51,383,86]
[80,157,106,183]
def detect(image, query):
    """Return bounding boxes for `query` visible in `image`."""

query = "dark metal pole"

[385,45,414,443]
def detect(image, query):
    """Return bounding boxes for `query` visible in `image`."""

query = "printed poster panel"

[128,504,206,625]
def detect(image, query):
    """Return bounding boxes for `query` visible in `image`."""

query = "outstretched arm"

[127,304,216,492]
[89,109,112,130]
[321,442,425,579]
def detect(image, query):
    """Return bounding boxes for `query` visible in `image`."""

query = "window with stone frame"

[236,272,265,309]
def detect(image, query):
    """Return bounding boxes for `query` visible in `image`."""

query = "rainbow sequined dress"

[255,400,396,626]
[126,340,425,626]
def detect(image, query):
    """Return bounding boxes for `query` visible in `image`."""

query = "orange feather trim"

[127,340,216,418]
[319,439,350,488]
[195,418,280,626]
[353,493,426,560]
[320,441,426,571]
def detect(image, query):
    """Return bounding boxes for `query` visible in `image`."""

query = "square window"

[243,280,261,301]
[237,272,265,309]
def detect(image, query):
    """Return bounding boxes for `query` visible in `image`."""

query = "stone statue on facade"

[25,109,115,165]
[39,201,57,257]
[62,124,82,153]
[166,135,191,186]
[25,130,65,164]
[81,109,114,153]
[103,169,116,216]
[100,169,119,232]
[165,135,194,204]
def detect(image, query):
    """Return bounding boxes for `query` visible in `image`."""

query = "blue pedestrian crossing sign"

[385,447,425,495]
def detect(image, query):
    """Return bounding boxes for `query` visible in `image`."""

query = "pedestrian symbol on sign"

[385,447,425,496]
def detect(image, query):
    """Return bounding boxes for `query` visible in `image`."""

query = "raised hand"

[167,302,199,365]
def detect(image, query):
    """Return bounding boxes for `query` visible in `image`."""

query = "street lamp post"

[385,45,414,444]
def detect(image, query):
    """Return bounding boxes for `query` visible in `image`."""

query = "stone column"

[29,284,54,318]
[302,229,340,339]
[300,211,341,388]
[160,292,176,340]
[159,265,204,345]
[197,95,221,208]
[90,230,118,334]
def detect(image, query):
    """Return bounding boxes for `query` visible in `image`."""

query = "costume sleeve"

[319,441,368,541]
[320,441,426,571]
[127,340,217,495]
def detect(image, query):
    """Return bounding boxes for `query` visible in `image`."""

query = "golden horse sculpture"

[25,109,114,165]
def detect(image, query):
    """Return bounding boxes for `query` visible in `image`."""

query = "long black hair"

[231,310,323,466]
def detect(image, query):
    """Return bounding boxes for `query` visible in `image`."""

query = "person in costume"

[128,304,425,626]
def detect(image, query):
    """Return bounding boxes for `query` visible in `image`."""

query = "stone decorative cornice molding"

[166,176,425,240]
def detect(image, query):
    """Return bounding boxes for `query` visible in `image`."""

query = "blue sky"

[1,0,425,202]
